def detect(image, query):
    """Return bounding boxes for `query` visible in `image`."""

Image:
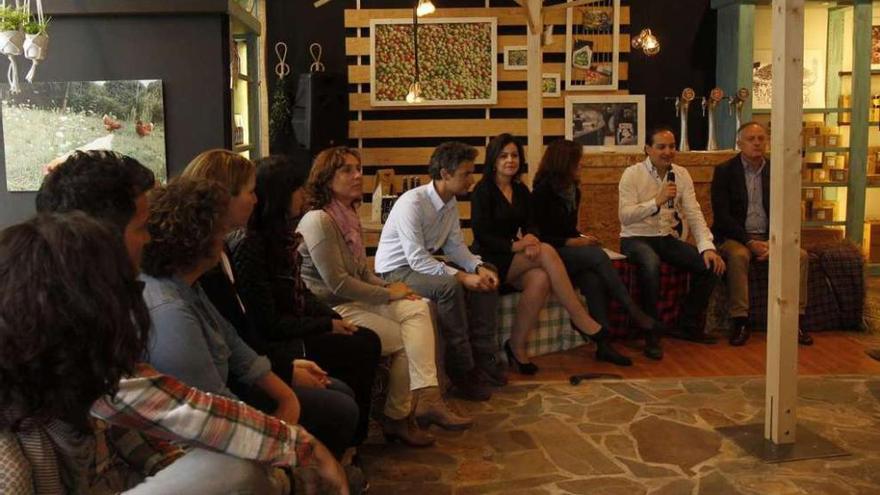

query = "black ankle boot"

[571,323,633,367]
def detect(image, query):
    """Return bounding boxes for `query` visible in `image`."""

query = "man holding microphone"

[618,126,725,360]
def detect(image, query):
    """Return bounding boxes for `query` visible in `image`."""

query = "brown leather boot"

[382,416,435,447]
[412,386,473,431]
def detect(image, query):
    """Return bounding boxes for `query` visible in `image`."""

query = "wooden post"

[525,0,542,186]
[846,0,872,246]
[765,0,803,445]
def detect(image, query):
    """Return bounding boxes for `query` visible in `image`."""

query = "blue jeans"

[556,245,640,329]
[620,236,718,329]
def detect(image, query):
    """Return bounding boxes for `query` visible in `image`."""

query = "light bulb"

[416,0,435,17]
[632,29,660,56]
[406,81,423,103]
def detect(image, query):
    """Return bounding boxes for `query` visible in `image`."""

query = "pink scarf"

[324,199,365,259]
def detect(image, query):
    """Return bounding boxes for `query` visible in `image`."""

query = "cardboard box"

[810,169,828,182]
[829,169,848,182]
[802,168,813,181]
[804,160,823,169]
[802,187,822,201]
[813,206,834,221]
[803,134,821,148]
[824,134,842,147]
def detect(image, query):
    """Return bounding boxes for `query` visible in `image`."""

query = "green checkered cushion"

[496,293,585,358]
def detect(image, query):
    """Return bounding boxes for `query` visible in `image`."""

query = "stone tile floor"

[360,376,880,494]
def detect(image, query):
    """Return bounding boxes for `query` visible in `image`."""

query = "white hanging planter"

[23,30,47,82]
[0,28,23,92]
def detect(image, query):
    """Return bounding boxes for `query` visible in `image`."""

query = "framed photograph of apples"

[565,0,620,91]
[565,94,645,152]
[370,17,497,107]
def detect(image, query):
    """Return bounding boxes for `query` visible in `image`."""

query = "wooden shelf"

[802,182,847,187]
[803,220,846,227]
[838,69,880,76]
[804,147,850,153]
[752,107,851,115]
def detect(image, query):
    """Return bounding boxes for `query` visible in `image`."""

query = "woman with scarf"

[296,147,473,446]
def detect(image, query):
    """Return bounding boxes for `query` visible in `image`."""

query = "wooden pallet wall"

[344,4,631,253]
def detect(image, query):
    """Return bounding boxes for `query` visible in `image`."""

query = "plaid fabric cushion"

[627,262,690,332]
[817,243,864,329]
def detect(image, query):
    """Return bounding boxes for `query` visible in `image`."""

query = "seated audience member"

[29,150,348,493]
[618,127,726,357]
[181,149,362,457]
[373,142,504,401]
[711,122,812,346]
[231,155,382,448]
[298,146,472,444]
[0,212,343,494]
[532,139,662,359]
[470,134,632,372]
[141,178,305,425]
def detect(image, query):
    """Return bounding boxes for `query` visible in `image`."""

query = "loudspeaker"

[291,72,348,152]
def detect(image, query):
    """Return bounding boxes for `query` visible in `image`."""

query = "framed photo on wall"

[370,17,497,107]
[872,25,880,69]
[565,94,645,152]
[565,0,620,91]
[503,46,528,70]
[542,73,561,97]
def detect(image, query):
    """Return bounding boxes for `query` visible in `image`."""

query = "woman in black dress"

[470,134,632,373]
[532,139,661,360]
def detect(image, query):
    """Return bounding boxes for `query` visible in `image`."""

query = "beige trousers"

[333,298,439,420]
[719,238,808,319]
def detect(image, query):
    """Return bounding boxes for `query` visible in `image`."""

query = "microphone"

[666,171,675,209]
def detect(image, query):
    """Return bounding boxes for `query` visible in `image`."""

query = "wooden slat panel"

[347,62,628,83]
[349,90,568,110]
[358,200,472,219]
[350,118,564,138]
[343,6,630,28]
[345,34,629,56]
[582,166,719,185]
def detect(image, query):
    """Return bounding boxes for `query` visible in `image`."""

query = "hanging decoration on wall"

[565,0,620,91]
[370,17,497,107]
[268,41,292,151]
[1,80,167,192]
[0,1,26,93]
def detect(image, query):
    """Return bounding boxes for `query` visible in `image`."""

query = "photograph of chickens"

[1,79,166,191]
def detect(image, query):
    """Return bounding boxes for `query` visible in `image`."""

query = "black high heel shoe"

[570,322,633,367]
[504,340,538,375]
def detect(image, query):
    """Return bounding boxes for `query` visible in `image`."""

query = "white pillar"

[525,0,543,186]
[765,0,804,444]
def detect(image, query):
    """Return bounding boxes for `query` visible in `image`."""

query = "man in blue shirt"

[375,142,503,401]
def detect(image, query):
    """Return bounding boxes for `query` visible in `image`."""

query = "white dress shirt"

[618,157,716,253]
[374,182,482,277]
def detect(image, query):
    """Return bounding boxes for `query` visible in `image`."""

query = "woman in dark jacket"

[532,139,661,359]
[471,134,632,373]
[230,155,382,447]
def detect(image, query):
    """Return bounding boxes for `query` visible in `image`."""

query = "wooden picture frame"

[565,0,620,91]
[370,17,497,107]
[872,25,880,70]
[542,73,561,97]
[565,94,645,152]
[503,45,528,71]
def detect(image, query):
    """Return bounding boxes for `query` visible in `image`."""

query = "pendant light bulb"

[416,0,435,17]
[632,28,660,56]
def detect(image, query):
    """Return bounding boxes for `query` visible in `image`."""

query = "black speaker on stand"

[291,72,348,156]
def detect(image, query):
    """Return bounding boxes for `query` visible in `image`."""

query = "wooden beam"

[766,0,803,445]
[846,0,871,246]
[526,0,543,186]
[542,0,605,15]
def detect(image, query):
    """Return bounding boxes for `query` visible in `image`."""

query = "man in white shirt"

[375,142,503,401]
[618,127,726,359]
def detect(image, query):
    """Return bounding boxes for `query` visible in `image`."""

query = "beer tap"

[727,88,750,150]
[677,88,695,152]
[704,87,724,151]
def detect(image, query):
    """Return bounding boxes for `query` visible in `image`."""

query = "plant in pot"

[22,13,47,82]
[0,3,26,92]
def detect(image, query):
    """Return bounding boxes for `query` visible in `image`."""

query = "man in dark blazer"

[710,122,812,346]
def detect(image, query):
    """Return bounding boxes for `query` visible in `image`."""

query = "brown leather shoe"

[729,323,750,346]
[412,386,473,430]
[798,328,814,346]
[382,416,435,447]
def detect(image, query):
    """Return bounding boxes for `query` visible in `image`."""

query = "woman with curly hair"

[140,178,304,427]
[297,146,473,442]
[180,149,362,459]
[229,156,384,450]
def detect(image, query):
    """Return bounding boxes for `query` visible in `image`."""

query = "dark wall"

[267,0,716,151]
[0,15,228,228]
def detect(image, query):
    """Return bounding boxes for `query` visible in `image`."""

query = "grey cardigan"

[297,210,391,307]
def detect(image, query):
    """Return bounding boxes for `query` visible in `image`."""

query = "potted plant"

[22,14,47,82]
[0,4,26,91]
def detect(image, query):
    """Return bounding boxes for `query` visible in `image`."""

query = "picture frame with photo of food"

[565,0,620,91]
[370,17,497,107]
[565,94,645,152]
[542,73,561,97]
[503,45,528,71]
